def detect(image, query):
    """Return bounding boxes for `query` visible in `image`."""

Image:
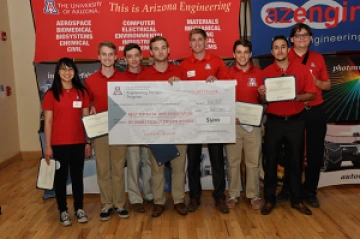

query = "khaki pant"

[149,144,187,205]
[126,145,153,204]
[226,125,262,199]
[93,135,127,209]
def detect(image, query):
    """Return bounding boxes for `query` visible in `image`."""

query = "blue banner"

[251,0,360,56]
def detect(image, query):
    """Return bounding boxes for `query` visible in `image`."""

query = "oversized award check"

[82,111,109,139]
[236,102,264,126]
[108,81,236,144]
[265,76,296,102]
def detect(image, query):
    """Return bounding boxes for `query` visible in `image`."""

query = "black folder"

[149,144,180,166]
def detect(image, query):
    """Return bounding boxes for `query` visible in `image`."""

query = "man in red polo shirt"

[137,36,188,217]
[276,24,331,208]
[180,28,229,214]
[85,41,129,221]
[225,39,263,210]
[122,43,153,214]
[258,35,317,216]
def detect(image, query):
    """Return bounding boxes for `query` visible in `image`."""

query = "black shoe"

[114,208,130,218]
[260,202,275,215]
[292,203,312,215]
[305,196,320,208]
[276,191,290,203]
[100,208,113,221]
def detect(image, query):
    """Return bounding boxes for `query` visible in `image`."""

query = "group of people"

[42,23,330,226]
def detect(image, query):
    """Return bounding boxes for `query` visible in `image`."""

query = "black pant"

[187,143,226,199]
[281,106,326,197]
[53,144,85,212]
[263,114,305,204]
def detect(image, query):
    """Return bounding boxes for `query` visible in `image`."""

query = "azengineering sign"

[261,0,360,29]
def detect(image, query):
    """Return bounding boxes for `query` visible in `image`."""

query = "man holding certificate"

[180,28,229,214]
[85,42,130,221]
[122,43,153,213]
[225,39,263,210]
[137,36,188,217]
[276,24,331,208]
[258,36,317,216]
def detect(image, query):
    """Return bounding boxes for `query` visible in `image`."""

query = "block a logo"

[44,0,59,14]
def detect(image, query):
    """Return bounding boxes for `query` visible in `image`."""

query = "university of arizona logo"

[247,78,257,87]
[205,64,211,70]
[311,62,316,68]
[113,86,122,95]
[44,0,59,14]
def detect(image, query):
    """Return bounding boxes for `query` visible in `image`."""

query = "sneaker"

[250,197,263,210]
[114,208,130,219]
[100,208,113,221]
[227,197,238,209]
[60,211,72,227]
[75,209,88,223]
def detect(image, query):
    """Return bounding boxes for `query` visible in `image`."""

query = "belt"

[267,112,303,121]
[305,103,323,110]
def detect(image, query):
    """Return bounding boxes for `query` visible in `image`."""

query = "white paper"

[265,76,296,102]
[236,102,264,127]
[37,158,56,190]
[82,111,108,139]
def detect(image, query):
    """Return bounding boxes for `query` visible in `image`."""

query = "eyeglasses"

[294,33,310,39]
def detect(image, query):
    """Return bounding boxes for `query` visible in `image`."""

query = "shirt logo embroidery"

[311,62,316,67]
[205,64,211,70]
[247,78,257,87]
[113,86,123,95]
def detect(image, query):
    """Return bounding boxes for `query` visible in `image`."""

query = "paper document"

[36,158,56,190]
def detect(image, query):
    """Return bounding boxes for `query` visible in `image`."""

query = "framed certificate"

[82,111,108,139]
[264,76,296,102]
[235,102,264,126]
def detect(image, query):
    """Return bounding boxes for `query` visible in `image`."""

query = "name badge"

[187,70,196,78]
[73,101,82,108]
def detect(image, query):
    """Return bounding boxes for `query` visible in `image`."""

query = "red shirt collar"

[190,51,211,63]
[150,63,174,73]
[97,67,120,78]
[272,60,294,73]
[232,63,254,73]
[289,47,309,59]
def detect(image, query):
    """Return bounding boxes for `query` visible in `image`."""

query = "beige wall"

[7,0,41,153]
[0,0,20,163]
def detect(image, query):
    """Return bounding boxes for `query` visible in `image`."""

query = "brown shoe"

[215,198,229,214]
[260,202,275,215]
[151,204,165,217]
[187,198,200,212]
[292,203,312,215]
[131,203,145,213]
[174,203,187,215]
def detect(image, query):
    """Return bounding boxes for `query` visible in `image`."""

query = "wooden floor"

[0,160,360,239]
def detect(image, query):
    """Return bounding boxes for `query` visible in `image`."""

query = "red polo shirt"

[42,88,90,145]
[228,64,263,104]
[137,63,186,81]
[288,48,329,106]
[262,61,317,116]
[85,68,129,112]
[180,52,228,80]
[122,66,144,81]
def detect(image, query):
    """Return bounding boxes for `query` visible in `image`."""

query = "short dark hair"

[123,43,141,57]
[98,41,116,55]
[289,23,313,45]
[271,35,289,49]
[233,39,252,53]
[189,28,207,40]
[149,36,169,50]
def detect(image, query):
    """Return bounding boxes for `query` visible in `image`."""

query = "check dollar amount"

[196,116,231,124]
[108,81,236,144]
